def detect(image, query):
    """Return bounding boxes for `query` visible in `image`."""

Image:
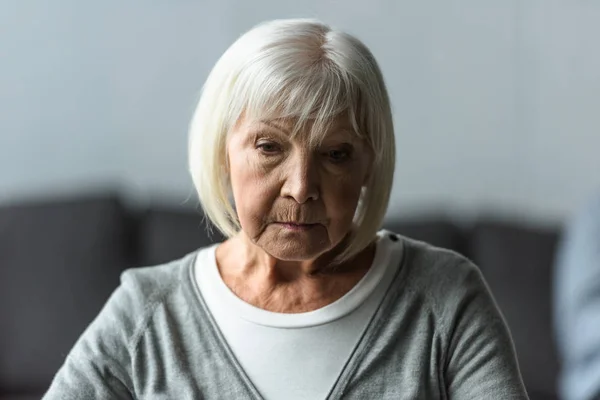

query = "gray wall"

[1,1,599,221]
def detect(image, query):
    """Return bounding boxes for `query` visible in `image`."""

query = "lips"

[276,222,319,231]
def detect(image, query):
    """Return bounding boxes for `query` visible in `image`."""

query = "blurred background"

[1,1,600,399]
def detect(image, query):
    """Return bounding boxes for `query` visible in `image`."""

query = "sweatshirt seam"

[128,266,182,361]
[67,352,135,398]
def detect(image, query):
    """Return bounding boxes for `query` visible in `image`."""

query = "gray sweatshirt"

[43,235,529,399]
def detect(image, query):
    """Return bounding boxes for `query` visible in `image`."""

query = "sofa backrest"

[383,218,466,255]
[0,195,132,393]
[470,221,561,398]
[136,207,224,266]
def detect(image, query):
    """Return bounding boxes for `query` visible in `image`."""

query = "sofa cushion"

[0,195,130,393]
[469,220,560,397]
[0,394,47,400]
[137,207,225,266]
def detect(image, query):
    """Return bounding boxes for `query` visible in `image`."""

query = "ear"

[222,136,231,175]
[223,154,230,175]
[362,155,374,187]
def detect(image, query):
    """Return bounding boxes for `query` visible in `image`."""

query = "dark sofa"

[0,193,562,399]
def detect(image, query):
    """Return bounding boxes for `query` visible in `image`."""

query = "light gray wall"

[517,0,600,220]
[0,2,120,199]
[1,1,599,221]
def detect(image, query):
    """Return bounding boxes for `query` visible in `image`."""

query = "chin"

[257,224,331,261]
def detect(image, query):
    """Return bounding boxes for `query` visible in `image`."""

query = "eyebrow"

[259,120,291,134]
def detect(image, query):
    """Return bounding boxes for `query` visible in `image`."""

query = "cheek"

[229,153,278,231]
[322,172,364,223]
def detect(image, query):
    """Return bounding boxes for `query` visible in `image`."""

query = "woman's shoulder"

[395,233,478,279]
[44,249,210,397]
[379,233,527,398]
[392,233,489,314]
[120,252,195,299]
[386,233,508,347]
[66,250,201,363]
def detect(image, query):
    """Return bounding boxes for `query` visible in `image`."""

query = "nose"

[280,152,320,203]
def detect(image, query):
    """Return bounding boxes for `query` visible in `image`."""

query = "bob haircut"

[189,18,395,263]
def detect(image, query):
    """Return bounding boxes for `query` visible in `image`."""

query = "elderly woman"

[44,19,528,399]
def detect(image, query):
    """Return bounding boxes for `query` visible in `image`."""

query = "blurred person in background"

[43,18,528,399]
[555,193,600,400]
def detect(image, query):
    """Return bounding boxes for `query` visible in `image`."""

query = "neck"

[214,232,376,313]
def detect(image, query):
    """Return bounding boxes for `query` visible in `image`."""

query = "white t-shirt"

[194,230,403,400]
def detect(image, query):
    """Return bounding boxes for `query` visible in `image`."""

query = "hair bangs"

[232,56,363,147]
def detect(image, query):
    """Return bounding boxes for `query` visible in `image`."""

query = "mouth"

[275,222,319,231]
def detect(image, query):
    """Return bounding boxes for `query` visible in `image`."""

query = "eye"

[256,141,282,154]
[326,148,352,164]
